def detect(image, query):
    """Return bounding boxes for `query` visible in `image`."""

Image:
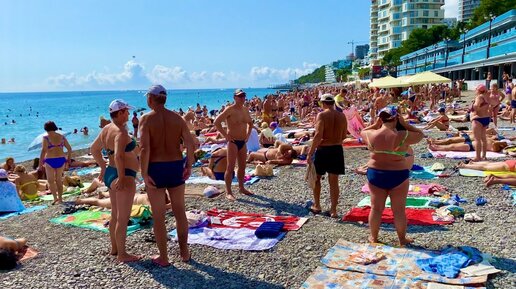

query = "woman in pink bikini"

[39,121,72,204]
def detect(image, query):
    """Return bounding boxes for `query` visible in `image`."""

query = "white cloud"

[249,62,319,83]
[47,60,320,89]
[147,65,189,84]
[443,0,459,19]
[47,60,147,89]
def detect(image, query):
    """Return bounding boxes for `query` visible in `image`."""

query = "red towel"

[342,207,453,226]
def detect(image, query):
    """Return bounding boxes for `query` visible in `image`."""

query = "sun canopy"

[406,71,451,85]
[368,75,396,88]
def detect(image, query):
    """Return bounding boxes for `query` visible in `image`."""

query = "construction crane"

[347,40,367,60]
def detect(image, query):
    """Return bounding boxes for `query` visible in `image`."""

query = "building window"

[434,10,438,17]
[423,10,429,17]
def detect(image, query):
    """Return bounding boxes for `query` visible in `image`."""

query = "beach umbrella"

[406,71,451,85]
[28,131,71,151]
[376,77,411,88]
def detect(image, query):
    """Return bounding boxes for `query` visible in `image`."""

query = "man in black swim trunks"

[214,89,254,201]
[307,94,347,218]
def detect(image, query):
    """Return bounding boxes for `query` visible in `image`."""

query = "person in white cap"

[306,94,347,218]
[139,84,194,266]
[214,89,254,201]
[90,99,141,263]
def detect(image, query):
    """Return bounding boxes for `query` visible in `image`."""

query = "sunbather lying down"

[429,139,508,153]
[459,160,516,172]
[0,236,27,270]
[484,175,516,187]
[247,144,297,166]
[75,193,172,209]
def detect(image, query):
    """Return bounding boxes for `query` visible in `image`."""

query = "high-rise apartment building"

[458,0,480,22]
[369,0,445,63]
[355,44,370,59]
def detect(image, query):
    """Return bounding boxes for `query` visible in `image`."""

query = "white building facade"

[369,0,445,64]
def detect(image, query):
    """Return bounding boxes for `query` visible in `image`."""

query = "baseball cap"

[0,169,7,180]
[234,89,246,97]
[145,84,167,96]
[476,84,487,93]
[109,99,134,113]
[378,105,398,117]
[320,93,335,102]
[269,122,278,129]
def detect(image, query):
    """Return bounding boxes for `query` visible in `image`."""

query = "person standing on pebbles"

[214,89,254,201]
[361,106,423,247]
[139,85,194,266]
[91,99,141,263]
[307,94,347,218]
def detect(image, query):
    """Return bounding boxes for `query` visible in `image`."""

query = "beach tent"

[368,75,396,88]
[406,71,451,85]
[376,77,411,88]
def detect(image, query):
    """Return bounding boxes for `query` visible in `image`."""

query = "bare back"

[142,109,186,162]
[318,109,347,146]
[100,123,139,171]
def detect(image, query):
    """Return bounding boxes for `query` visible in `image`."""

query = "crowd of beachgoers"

[0,75,515,288]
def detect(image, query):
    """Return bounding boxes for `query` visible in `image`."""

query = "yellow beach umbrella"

[378,77,411,88]
[406,71,451,85]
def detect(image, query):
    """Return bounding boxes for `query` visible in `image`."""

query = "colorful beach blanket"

[39,183,92,201]
[410,167,438,180]
[0,205,47,220]
[206,208,308,231]
[50,208,148,235]
[342,208,453,226]
[300,266,486,289]
[361,183,446,196]
[169,227,285,251]
[357,196,433,209]
[459,168,516,178]
[343,107,366,139]
[68,167,101,176]
[429,150,506,159]
[320,240,488,285]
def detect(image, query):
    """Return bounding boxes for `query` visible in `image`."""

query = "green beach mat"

[357,196,433,208]
[50,209,145,235]
[40,182,91,201]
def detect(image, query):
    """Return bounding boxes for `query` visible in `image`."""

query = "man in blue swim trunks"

[214,89,254,201]
[139,84,195,266]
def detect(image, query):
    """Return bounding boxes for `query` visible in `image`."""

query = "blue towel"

[255,222,284,239]
[0,205,47,220]
[416,246,482,278]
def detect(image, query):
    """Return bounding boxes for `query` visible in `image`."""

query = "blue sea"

[0,88,275,162]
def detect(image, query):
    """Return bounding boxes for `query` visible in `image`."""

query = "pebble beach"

[1,93,515,289]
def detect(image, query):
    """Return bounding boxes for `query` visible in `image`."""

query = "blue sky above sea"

[0,0,459,92]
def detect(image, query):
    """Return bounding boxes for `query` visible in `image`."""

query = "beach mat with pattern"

[320,239,488,286]
[429,150,506,159]
[357,196,434,209]
[300,266,486,289]
[50,208,148,235]
[342,208,453,226]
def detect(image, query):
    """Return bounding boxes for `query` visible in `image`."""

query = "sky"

[0,0,458,92]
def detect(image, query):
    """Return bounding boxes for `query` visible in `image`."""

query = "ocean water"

[0,88,275,162]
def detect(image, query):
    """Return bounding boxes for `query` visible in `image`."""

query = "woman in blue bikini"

[470,84,493,161]
[361,106,424,246]
[90,99,141,263]
[39,121,72,205]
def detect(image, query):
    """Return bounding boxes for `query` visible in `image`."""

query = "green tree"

[470,0,516,28]
[297,66,325,84]
[358,67,371,79]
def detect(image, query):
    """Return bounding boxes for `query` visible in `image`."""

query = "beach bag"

[255,164,274,177]
[305,163,317,190]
